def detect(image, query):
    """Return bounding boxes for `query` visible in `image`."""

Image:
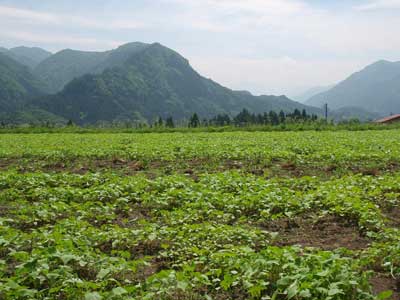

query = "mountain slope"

[294,85,334,103]
[34,42,150,93]
[0,46,52,69]
[330,106,381,122]
[0,108,66,125]
[36,43,319,124]
[34,49,109,93]
[306,60,400,114]
[0,53,47,112]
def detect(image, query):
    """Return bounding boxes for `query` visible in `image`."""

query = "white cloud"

[355,0,400,10]
[166,0,400,56]
[169,0,308,15]
[0,5,58,22]
[165,0,314,32]
[1,1,400,95]
[0,5,145,30]
[0,30,123,50]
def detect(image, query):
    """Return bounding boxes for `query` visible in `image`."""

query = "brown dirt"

[370,274,400,300]
[361,168,381,176]
[224,160,244,169]
[263,215,370,250]
[385,206,400,228]
[73,263,98,281]
[325,164,337,172]
[0,158,15,168]
[0,205,10,217]
[134,257,170,281]
[114,205,152,227]
[387,161,400,172]
[280,161,297,171]
[2,157,400,179]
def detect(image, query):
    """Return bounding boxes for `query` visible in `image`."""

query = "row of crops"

[0,131,399,164]
[0,131,400,299]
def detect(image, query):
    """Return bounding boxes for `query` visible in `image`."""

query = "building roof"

[375,114,400,123]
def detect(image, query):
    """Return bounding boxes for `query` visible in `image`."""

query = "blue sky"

[1,0,400,97]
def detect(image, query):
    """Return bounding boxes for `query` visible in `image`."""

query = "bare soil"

[385,206,400,228]
[370,274,400,300]
[2,157,400,179]
[263,214,370,250]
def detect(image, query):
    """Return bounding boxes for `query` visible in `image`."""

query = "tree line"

[155,108,319,128]
[0,108,320,129]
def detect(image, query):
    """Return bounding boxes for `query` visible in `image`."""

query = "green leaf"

[96,268,111,280]
[177,281,188,291]
[85,292,102,300]
[112,287,128,296]
[327,288,343,296]
[221,274,234,290]
[60,254,77,264]
[148,233,157,241]
[317,270,329,277]
[287,282,298,299]
[299,289,311,298]
[249,284,265,297]
[377,290,393,300]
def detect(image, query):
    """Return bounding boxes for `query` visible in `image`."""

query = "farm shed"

[374,114,400,124]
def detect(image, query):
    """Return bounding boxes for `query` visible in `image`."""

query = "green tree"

[189,113,200,128]
[156,116,164,127]
[293,109,301,120]
[301,109,307,120]
[269,111,279,125]
[166,117,175,128]
[279,110,286,124]
[234,109,252,126]
[263,112,269,125]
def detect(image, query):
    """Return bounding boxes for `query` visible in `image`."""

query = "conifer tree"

[166,117,175,128]
[189,113,200,128]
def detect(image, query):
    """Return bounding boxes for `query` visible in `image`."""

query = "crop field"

[0,130,399,300]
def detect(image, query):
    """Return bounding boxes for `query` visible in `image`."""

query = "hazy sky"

[1,0,400,97]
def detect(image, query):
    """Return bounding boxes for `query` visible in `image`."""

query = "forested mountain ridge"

[0,46,52,69]
[33,42,150,93]
[36,42,319,124]
[0,52,47,113]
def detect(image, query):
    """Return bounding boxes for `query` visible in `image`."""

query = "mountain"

[0,52,47,113]
[34,49,109,93]
[330,106,381,122]
[0,108,66,125]
[35,43,319,124]
[34,42,149,93]
[0,46,52,69]
[294,85,334,103]
[306,60,400,115]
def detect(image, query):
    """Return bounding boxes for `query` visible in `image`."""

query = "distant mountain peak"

[117,41,150,49]
[10,46,52,53]
[0,46,51,69]
[371,59,392,65]
[306,59,400,115]
[363,59,398,71]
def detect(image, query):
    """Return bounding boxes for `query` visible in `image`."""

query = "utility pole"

[324,103,328,122]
